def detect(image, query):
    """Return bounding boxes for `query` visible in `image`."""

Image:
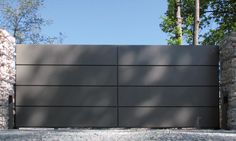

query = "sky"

[41,0,168,45]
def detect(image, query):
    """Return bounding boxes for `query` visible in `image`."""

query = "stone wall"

[220,32,236,129]
[0,29,15,129]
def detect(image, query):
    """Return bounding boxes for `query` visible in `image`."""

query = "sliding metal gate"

[16,45,219,128]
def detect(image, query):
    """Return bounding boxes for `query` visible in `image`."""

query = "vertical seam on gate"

[13,55,17,128]
[117,46,119,127]
[14,63,17,129]
[217,48,220,127]
[13,84,16,128]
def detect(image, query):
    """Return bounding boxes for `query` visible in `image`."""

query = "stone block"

[221,58,236,69]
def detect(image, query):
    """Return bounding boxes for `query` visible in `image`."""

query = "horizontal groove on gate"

[16,64,218,67]
[15,105,219,107]
[16,85,219,87]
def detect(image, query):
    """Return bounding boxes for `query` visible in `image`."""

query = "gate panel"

[117,45,219,128]
[119,87,218,106]
[118,66,218,86]
[16,107,117,127]
[16,45,118,128]
[118,45,218,65]
[17,66,117,85]
[16,86,117,106]
[119,107,219,128]
[17,45,117,65]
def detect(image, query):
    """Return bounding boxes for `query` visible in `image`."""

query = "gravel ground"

[0,129,236,141]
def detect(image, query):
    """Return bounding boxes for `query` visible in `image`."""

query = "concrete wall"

[220,32,236,129]
[0,29,16,129]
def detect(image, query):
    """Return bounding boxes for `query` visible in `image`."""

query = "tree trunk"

[176,0,182,45]
[194,0,200,45]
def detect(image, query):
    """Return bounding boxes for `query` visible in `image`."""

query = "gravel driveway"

[0,129,236,141]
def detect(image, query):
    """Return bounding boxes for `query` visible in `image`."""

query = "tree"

[201,0,236,45]
[0,0,63,44]
[193,0,200,45]
[176,0,183,45]
[160,0,184,45]
[160,0,236,45]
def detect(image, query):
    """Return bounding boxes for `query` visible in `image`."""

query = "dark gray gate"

[16,45,219,128]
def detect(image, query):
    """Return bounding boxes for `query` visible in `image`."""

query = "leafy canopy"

[0,0,64,44]
[160,0,236,45]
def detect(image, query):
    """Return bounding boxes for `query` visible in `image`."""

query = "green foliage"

[160,0,182,45]
[160,15,182,45]
[160,0,236,45]
[0,0,64,44]
[201,0,236,45]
